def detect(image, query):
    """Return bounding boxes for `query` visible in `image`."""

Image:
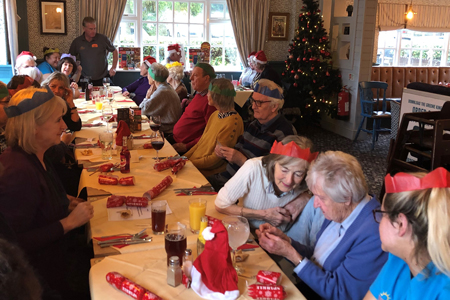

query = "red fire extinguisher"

[337,86,350,120]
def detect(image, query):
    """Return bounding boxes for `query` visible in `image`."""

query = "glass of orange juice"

[189,199,207,233]
[95,96,103,111]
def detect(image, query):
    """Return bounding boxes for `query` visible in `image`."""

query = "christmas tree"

[282,0,342,123]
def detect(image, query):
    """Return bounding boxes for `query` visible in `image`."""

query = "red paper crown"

[270,140,318,163]
[385,167,450,193]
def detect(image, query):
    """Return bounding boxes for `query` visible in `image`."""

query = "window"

[116,0,240,70]
[377,29,450,67]
[0,0,8,65]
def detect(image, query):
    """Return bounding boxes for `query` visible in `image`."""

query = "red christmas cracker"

[248,284,286,300]
[171,160,186,175]
[99,174,119,185]
[119,176,135,186]
[153,158,183,172]
[256,270,282,285]
[106,195,126,208]
[143,176,173,200]
[125,196,148,207]
[105,272,163,300]
[121,279,147,299]
[105,272,125,290]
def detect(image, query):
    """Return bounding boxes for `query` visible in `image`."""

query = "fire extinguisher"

[337,86,350,120]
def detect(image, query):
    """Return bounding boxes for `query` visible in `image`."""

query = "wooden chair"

[354,81,391,150]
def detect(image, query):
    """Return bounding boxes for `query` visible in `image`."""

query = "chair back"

[359,81,388,117]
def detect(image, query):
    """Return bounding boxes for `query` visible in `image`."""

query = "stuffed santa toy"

[191,222,239,300]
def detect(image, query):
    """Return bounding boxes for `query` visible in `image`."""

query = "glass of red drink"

[165,222,187,266]
[151,200,166,235]
[151,130,165,161]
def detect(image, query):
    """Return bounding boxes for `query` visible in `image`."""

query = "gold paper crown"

[270,141,318,162]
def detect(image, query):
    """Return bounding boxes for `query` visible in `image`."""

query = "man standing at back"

[170,63,217,154]
[69,17,118,86]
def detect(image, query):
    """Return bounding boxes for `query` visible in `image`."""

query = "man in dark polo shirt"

[69,17,118,86]
[208,79,296,191]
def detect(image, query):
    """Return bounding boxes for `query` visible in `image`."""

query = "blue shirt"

[37,61,55,75]
[370,253,450,300]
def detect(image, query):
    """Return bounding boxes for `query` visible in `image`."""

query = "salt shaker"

[167,256,182,287]
[183,249,193,279]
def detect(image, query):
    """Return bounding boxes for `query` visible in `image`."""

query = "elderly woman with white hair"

[140,63,182,135]
[166,61,188,101]
[215,135,315,232]
[0,87,93,298]
[15,51,43,83]
[239,51,257,87]
[251,50,282,88]
[185,78,243,176]
[256,151,388,300]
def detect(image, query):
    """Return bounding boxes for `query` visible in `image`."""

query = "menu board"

[119,47,141,70]
[200,42,210,63]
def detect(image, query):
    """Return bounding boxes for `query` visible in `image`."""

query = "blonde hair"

[168,64,184,81]
[306,151,368,204]
[5,87,67,154]
[41,71,70,88]
[384,174,450,277]
[209,78,235,111]
[262,135,314,193]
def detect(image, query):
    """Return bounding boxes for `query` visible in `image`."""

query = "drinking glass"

[189,199,207,234]
[151,130,164,161]
[103,77,111,89]
[222,216,250,274]
[150,115,161,132]
[165,222,187,266]
[99,131,113,160]
[151,200,167,235]
[102,103,114,132]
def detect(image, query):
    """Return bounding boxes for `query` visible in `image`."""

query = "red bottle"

[120,136,131,173]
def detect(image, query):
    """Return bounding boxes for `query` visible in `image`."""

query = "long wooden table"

[74,88,305,299]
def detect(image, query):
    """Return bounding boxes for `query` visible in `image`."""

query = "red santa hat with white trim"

[167,43,181,55]
[190,222,239,300]
[253,50,267,65]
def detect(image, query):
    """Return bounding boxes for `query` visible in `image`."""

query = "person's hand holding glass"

[222,216,250,274]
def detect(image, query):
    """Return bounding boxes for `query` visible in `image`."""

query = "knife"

[99,237,152,248]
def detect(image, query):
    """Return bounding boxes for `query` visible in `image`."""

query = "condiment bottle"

[183,249,193,279]
[197,216,208,256]
[120,136,131,173]
[167,256,182,287]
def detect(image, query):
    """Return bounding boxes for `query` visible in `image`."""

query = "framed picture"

[268,13,289,41]
[39,1,67,35]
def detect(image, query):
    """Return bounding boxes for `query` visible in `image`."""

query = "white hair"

[15,55,36,73]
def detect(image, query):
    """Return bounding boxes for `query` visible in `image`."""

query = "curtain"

[5,0,19,72]
[79,0,127,40]
[226,0,270,67]
[378,3,450,32]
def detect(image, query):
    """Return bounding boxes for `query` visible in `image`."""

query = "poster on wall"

[200,42,210,64]
[119,47,141,70]
[39,1,67,35]
[189,49,201,69]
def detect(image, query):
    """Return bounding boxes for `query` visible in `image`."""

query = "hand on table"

[219,147,247,166]
[173,143,187,153]
[62,202,94,233]
[122,91,130,97]
[264,206,291,227]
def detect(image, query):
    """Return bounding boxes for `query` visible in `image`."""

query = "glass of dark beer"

[165,222,187,266]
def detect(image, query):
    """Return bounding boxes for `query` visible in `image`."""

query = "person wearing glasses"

[208,79,295,191]
[364,168,450,300]
[256,151,387,300]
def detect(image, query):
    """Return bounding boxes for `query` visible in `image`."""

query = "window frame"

[116,0,240,71]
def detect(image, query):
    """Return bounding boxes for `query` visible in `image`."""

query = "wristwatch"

[296,256,303,267]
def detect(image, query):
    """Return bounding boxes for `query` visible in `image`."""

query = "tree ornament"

[303,57,307,61]
[302,38,306,42]
[282,72,285,76]
[326,71,330,76]
[294,74,299,79]
[311,67,314,71]
[293,83,298,87]
[297,57,301,62]
[289,55,293,59]
[296,37,300,40]
[307,12,311,16]
[313,80,316,83]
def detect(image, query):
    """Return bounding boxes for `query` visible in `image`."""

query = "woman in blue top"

[37,47,60,80]
[365,168,450,300]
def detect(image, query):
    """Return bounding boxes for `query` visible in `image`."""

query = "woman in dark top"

[122,56,154,105]
[41,72,82,131]
[0,87,93,298]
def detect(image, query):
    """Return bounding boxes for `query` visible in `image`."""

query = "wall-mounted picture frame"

[268,13,289,41]
[39,0,67,35]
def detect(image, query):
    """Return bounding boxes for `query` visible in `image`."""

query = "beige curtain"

[226,0,270,67]
[79,0,127,40]
[378,3,450,32]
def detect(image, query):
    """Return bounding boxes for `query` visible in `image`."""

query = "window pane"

[159,1,173,22]
[174,2,188,23]
[401,37,411,48]
[225,6,230,19]
[210,23,223,45]
[174,24,188,45]
[400,50,411,66]
[189,24,204,46]
[158,23,173,44]
[383,49,394,66]
[225,48,237,66]
[117,22,136,45]
[159,46,165,63]
[143,23,157,44]
[376,49,383,65]
[421,50,430,66]
[432,50,442,66]
[190,3,204,23]
[447,52,450,66]
[124,0,134,15]
[224,23,235,46]
[211,47,223,66]
[143,45,157,57]
[143,0,157,21]
[211,3,224,19]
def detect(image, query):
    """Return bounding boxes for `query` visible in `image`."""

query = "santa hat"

[248,51,257,59]
[253,51,267,65]
[143,56,156,68]
[167,44,181,55]
[15,51,37,71]
[191,222,239,300]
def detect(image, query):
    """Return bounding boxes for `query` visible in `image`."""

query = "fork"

[89,162,120,176]
[97,228,147,245]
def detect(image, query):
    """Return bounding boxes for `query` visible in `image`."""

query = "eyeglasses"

[249,94,271,107]
[372,209,390,223]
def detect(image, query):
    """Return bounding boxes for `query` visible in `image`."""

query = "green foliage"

[283,0,342,123]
